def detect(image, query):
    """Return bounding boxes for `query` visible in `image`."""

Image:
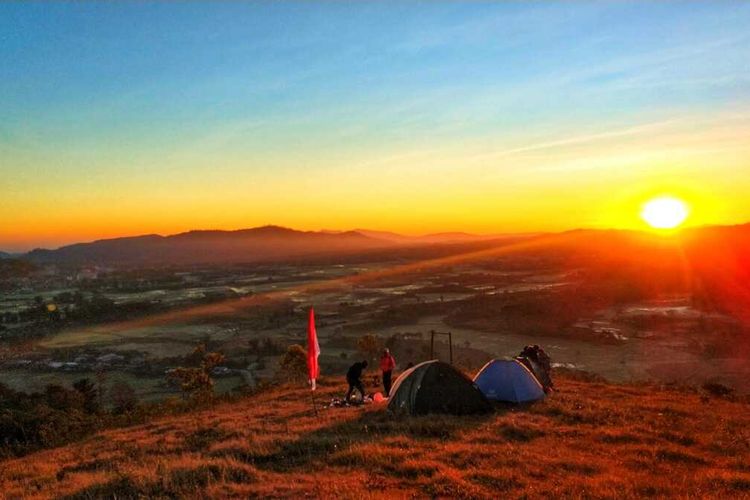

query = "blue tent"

[473,359,546,403]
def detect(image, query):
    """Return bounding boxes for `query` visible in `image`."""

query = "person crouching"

[345,360,368,403]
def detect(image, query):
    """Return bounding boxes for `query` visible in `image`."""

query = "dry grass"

[1,373,749,499]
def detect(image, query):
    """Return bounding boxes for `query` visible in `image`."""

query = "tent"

[388,360,492,416]
[473,359,546,403]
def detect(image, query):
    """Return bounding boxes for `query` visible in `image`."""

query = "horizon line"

[4,220,748,255]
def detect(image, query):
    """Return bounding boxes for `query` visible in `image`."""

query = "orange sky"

[3,3,750,251]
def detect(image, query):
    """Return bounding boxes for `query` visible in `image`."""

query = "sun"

[641,196,689,230]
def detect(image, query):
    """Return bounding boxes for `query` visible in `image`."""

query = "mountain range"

[9,223,750,275]
[17,225,507,266]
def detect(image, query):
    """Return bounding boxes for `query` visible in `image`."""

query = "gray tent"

[387,360,492,416]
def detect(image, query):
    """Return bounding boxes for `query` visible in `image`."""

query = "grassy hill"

[1,372,749,499]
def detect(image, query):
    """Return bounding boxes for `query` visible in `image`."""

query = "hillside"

[2,372,749,499]
[351,229,517,244]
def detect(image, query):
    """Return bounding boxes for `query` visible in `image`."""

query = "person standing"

[379,348,396,396]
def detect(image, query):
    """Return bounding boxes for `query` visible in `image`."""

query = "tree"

[357,334,380,365]
[110,381,137,413]
[167,345,225,401]
[73,378,99,414]
[278,344,307,382]
[186,343,209,367]
[45,384,84,411]
[94,368,108,409]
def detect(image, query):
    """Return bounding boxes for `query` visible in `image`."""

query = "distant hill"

[350,228,415,243]
[416,231,532,244]
[0,251,12,259]
[24,226,396,266]
[352,229,526,244]
[0,258,37,279]
[488,223,750,323]
[21,225,537,267]
[19,222,750,273]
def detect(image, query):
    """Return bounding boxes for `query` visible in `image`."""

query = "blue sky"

[2,2,750,250]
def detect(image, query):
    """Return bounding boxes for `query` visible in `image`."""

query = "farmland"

[2,238,749,404]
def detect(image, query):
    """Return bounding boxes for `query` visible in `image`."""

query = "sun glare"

[641,196,689,230]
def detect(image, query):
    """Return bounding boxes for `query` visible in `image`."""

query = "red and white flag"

[307,307,320,390]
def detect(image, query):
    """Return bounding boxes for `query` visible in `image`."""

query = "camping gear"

[473,359,546,403]
[387,360,492,416]
[326,394,374,408]
[517,356,553,392]
[517,344,553,392]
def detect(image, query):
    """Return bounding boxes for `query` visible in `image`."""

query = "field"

[2,372,749,499]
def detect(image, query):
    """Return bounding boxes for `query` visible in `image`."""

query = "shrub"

[110,381,138,414]
[702,382,734,398]
[167,344,225,401]
[278,344,308,382]
[357,334,380,365]
[0,382,98,456]
[73,378,99,414]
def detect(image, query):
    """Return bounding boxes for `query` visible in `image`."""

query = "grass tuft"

[497,423,546,442]
[183,427,238,452]
[655,449,707,465]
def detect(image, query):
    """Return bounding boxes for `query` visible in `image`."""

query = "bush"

[357,334,380,365]
[0,382,98,456]
[167,344,225,401]
[702,382,734,398]
[110,381,138,414]
[73,378,99,414]
[278,344,307,382]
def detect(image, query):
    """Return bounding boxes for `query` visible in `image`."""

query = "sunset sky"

[2,2,750,251]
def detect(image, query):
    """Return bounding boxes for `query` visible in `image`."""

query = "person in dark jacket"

[345,360,368,402]
[379,348,396,396]
[518,344,553,392]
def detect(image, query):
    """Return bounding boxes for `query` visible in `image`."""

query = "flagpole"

[310,388,318,417]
